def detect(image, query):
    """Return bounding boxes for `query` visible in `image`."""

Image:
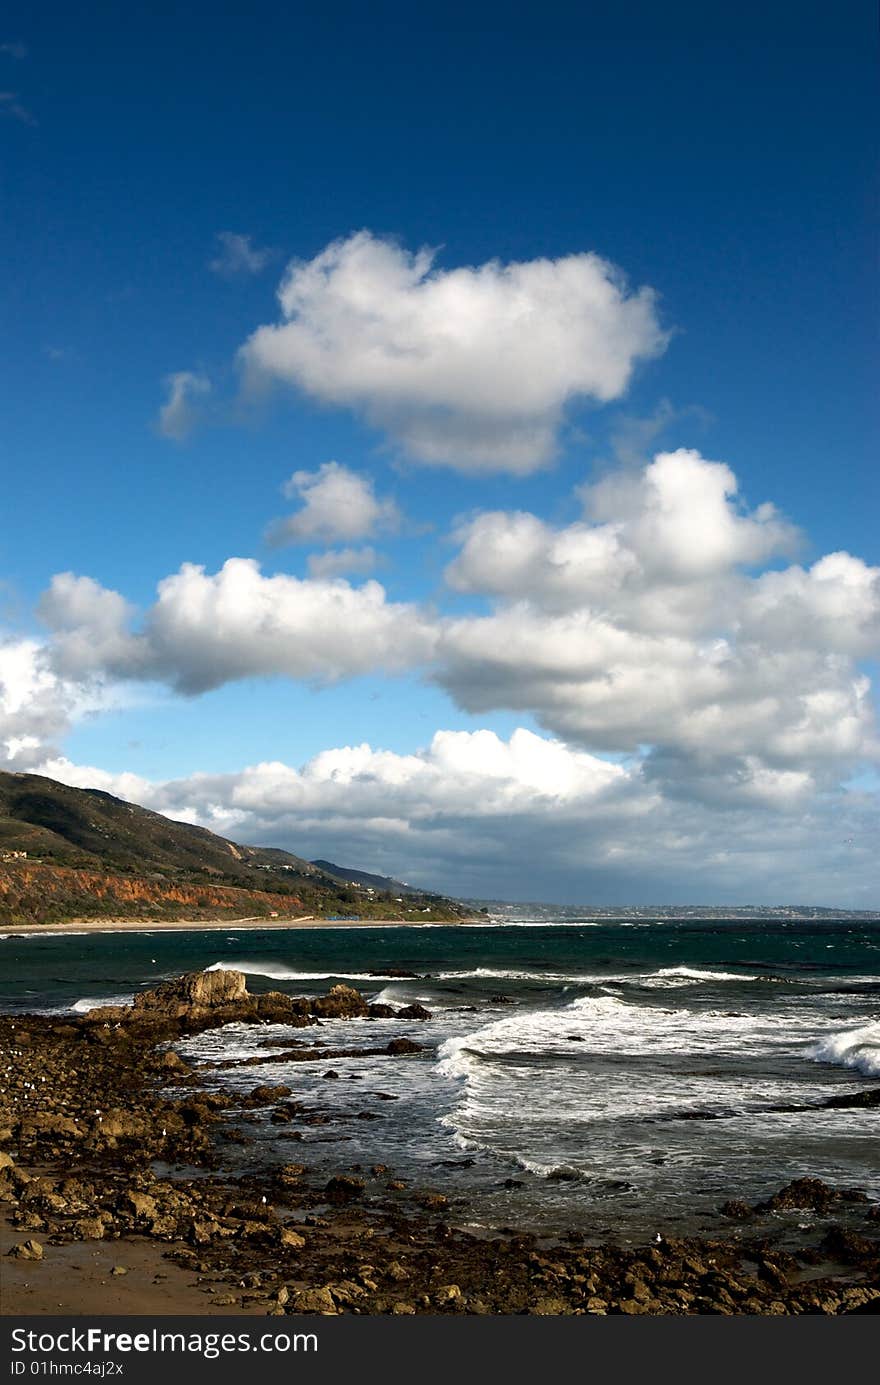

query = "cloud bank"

[7,447,877,905]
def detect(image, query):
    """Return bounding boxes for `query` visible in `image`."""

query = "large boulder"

[310,985,370,1019]
[133,969,249,1016]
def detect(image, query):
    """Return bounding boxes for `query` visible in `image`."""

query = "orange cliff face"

[0,861,304,923]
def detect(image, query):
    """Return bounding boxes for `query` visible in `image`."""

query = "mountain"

[0,771,469,925]
[311,859,423,896]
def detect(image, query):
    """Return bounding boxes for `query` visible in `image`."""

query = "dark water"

[3,913,879,1242]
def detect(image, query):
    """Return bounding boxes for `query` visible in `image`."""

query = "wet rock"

[247,1084,293,1106]
[386,1038,423,1055]
[159,1051,192,1077]
[396,1004,432,1020]
[310,986,369,1020]
[719,1200,752,1220]
[756,1178,869,1214]
[279,1226,306,1249]
[9,1239,43,1261]
[324,1175,366,1204]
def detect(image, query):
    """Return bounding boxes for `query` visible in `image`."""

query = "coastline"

[1,916,479,936]
[2,969,878,1317]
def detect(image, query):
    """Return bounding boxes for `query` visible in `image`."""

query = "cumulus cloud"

[306,547,379,579]
[156,370,211,440]
[38,559,435,695]
[239,231,668,473]
[439,449,876,797]
[209,231,275,278]
[580,449,799,579]
[31,731,879,907]
[0,636,126,769]
[27,450,880,813]
[267,461,400,546]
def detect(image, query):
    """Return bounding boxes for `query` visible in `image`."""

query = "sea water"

[3,909,878,1243]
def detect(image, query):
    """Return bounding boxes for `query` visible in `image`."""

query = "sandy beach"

[1,916,475,936]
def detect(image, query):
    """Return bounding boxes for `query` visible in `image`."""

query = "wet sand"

[1,1211,267,1315]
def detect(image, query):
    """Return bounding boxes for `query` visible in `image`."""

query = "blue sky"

[1,2,877,905]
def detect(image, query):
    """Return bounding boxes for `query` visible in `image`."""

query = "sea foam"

[810,1021,880,1078]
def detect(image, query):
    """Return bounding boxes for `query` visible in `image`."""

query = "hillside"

[311,859,422,896]
[0,771,469,925]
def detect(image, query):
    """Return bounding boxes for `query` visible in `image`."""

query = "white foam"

[644,966,760,985]
[71,994,134,1013]
[810,1021,880,1078]
[203,960,412,982]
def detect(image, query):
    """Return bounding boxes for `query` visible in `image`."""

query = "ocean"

[3,908,879,1244]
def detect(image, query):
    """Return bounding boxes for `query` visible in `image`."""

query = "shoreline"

[2,970,878,1316]
[1,916,480,936]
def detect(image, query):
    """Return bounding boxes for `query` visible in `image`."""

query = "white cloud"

[27,451,880,814]
[38,559,435,695]
[0,636,126,769]
[306,547,379,579]
[156,370,211,440]
[209,231,275,278]
[267,461,400,546]
[239,231,668,473]
[30,731,879,907]
[438,450,877,795]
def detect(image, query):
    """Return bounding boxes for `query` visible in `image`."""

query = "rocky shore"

[2,971,878,1316]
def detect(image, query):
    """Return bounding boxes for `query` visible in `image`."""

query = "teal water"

[3,912,879,1241]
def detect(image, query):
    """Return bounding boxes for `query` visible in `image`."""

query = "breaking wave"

[810,1021,880,1078]
[204,960,414,983]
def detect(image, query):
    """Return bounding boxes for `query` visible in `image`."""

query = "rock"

[435,1284,463,1303]
[324,1175,366,1204]
[160,1051,191,1075]
[758,1260,788,1291]
[121,1191,158,1220]
[391,1302,415,1314]
[74,1217,108,1240]
[0,1152,14,1171]
[277,1163,307,1182]
[386,1038,423,1055]
[292,1286,338,1314]
[279,1227,306,1248]
[396,1004,432,1020]
[719,1199,752,1220]
[757,1178,869,1214]
[323,1070,340,1079]
[9,1239,43,1261]
[110,1266,128,1276]
[367,1005,396,1018]
[617,1298,650,1314]
[247,1084,293,1105]
[530,1297,571,1315]
[310,986,370,1019]
[135,969,248,1015]
[386,1261,409,1281]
